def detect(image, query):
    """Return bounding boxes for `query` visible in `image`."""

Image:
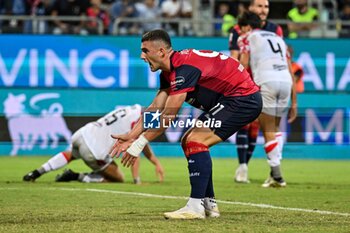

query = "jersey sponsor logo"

[273,64,288,71]
[170,76,185,90]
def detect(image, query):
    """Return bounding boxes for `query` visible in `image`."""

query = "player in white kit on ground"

[23,104,164,184]
[237,12,297,187]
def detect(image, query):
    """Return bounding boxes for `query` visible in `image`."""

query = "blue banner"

[1,35,350,91]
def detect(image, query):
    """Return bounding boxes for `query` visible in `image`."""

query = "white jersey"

[238,29,292,85]
[81,104,142,160]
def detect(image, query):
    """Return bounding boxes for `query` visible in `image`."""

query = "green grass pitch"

[0,156,349,233]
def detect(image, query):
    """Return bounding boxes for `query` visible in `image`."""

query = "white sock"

[80,174,104,183]
[275,132,284,160]
[186,198,204,212]
[41,152,69,173]
[264,140,280,167]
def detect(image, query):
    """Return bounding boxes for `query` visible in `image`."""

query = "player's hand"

[288,105,298,123]
[109,134,133,158]
[121,152,137,168]
[118,134,148,165]
[155,164,164,182]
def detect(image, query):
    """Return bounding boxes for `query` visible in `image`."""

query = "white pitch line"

[217,200,350,217]
[53,187,350,217]
[57,187,189,200]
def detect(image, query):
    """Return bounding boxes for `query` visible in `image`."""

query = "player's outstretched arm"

[130,157,141,184]
[109,134,134,158]
[142,143,164,182]
[287,58,298,123]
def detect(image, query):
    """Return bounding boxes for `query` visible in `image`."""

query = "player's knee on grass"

[101,162,124,182]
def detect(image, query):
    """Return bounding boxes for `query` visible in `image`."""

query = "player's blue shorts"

[198,91,262,141]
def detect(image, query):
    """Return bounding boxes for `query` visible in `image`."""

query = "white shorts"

[260,81,292,117]
[71,128,113,172]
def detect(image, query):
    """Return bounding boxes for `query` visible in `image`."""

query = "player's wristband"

[126,134,148,158]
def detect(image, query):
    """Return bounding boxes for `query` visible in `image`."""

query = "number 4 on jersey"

[267,39,283,59]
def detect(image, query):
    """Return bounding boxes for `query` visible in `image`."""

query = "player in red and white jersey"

[23,105,164,184]
[110,29,262,219]
[238,30,292,86]
[237,12,297,188]
[229,0,284,184]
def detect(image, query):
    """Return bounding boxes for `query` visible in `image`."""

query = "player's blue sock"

[187,151,212,199]
[246,135,257,163]
[236,129,248,164]
[205,172,214,198]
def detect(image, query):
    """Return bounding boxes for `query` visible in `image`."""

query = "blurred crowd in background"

[0,0,349,38]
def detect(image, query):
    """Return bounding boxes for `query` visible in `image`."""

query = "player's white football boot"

[234,163,250,183]
[164,206,205,220]
[204,198,220,218]
[261,176,287,188]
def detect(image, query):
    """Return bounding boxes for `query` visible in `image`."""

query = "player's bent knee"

[185,127,222,147]
[104,172,124,183]
[183,141,209,157]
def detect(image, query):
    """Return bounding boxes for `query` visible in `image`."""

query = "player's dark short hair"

[238,12,262,29]
[141,29,172,49]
